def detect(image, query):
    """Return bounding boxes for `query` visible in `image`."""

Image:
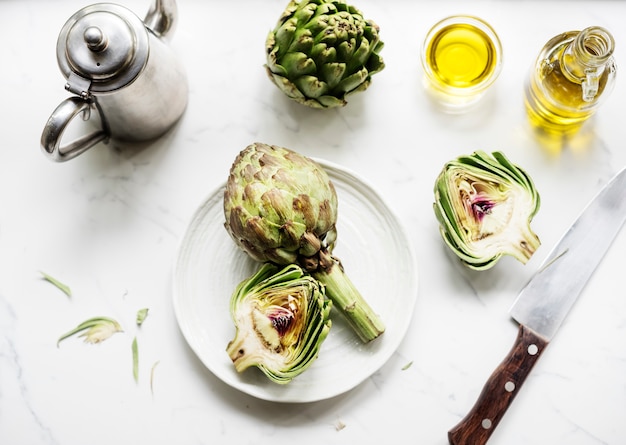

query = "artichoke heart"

[226,263,332,384]
[265,0,385,108]
[434,151,541,270]
[224,142,385,343]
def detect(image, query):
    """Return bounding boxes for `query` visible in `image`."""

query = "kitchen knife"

[448,167,626,445]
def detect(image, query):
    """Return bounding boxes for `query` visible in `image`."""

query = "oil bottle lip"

[575,26,615,66]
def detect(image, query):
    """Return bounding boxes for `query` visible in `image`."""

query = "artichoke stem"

[513,224,541,264]
[226,334,253,372]
[226,332,269,374]
[313,257,385,343]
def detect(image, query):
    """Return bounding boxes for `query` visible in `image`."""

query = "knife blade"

[448,167,626,445]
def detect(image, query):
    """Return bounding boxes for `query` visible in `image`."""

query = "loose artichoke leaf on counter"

[136,308,149,326]
[132,336,139,382]
[40,271,72,297]
[133,308,151,382]
[48,286,153,384]
[150,360,160,395]
[57,316,123,346]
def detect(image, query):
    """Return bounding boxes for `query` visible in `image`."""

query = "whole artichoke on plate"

[433,151,541,270]
[265,0,385,108]
[226,263,332,384]
[224,142,384,342]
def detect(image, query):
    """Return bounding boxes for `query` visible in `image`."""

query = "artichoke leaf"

[335,67,369,94]
[294,0,317,23]
[317,95,348,108]
[274,17,298,55]
[136,308,149,326]
[280,52,316,78]
[289,29,315,54]
[294,74,329,98]
[366,46,385,75]
[266,70,306,100]
[311,43,336,65]
[336,37,356,61]
[348,38,371,70]
[40,271,72,297]
[132,336,139,382]
[320,62,347,89]
[57,316,123,346]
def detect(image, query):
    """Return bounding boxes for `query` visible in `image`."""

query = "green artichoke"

[227,263,332,384]
[433,151,541,270]
[224,142,385,342]
[265,0,385,108]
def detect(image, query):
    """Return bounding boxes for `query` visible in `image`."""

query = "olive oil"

[525,27,616,135]
[425,24,498,89]
[421,16,502,112]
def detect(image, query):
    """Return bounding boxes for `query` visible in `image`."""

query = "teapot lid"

[56,4,149,93]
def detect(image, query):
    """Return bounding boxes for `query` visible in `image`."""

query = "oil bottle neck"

[562,26,615,102]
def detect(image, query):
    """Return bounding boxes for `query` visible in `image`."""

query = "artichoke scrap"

[227,263,332,384]
[265,0,385,108]
[434,151,541,270]
[224,142,385,342]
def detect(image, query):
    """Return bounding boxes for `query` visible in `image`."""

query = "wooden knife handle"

[448,325,549,445]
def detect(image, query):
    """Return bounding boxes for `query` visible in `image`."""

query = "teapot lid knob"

[56,4,149,93]
[83,26,107,52]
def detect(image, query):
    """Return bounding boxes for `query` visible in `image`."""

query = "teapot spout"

[144,0,177,40]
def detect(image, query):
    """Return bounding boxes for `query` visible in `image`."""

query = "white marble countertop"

[2,1,626,444]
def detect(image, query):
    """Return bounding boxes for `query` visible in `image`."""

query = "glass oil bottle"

[524,26,616,135]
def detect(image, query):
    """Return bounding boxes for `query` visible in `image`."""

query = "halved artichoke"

[433,151,541,270]
[265,0,385,108]
[226,263,332,384]
[224,142,384,342]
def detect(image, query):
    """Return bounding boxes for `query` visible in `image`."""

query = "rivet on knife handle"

[448,325,549,445]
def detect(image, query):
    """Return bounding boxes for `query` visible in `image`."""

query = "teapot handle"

[145,0,177,40]
[41,97,108,162]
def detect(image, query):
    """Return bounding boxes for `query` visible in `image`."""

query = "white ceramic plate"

[173,160,418,403]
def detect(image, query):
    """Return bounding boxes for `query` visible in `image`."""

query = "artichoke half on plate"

[265,0,385,108]
[434,151,541,270]
[227,263,332,384]
[224,142,384,343]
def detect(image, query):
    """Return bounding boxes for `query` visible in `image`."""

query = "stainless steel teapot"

[41,0,188,162]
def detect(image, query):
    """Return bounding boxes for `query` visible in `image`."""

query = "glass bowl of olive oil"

[421,15,503,113]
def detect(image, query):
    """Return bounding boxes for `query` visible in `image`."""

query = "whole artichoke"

[224,142,384,342]
[265,0,385,108]
[226,263,332,384]
[433,151,541,270]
